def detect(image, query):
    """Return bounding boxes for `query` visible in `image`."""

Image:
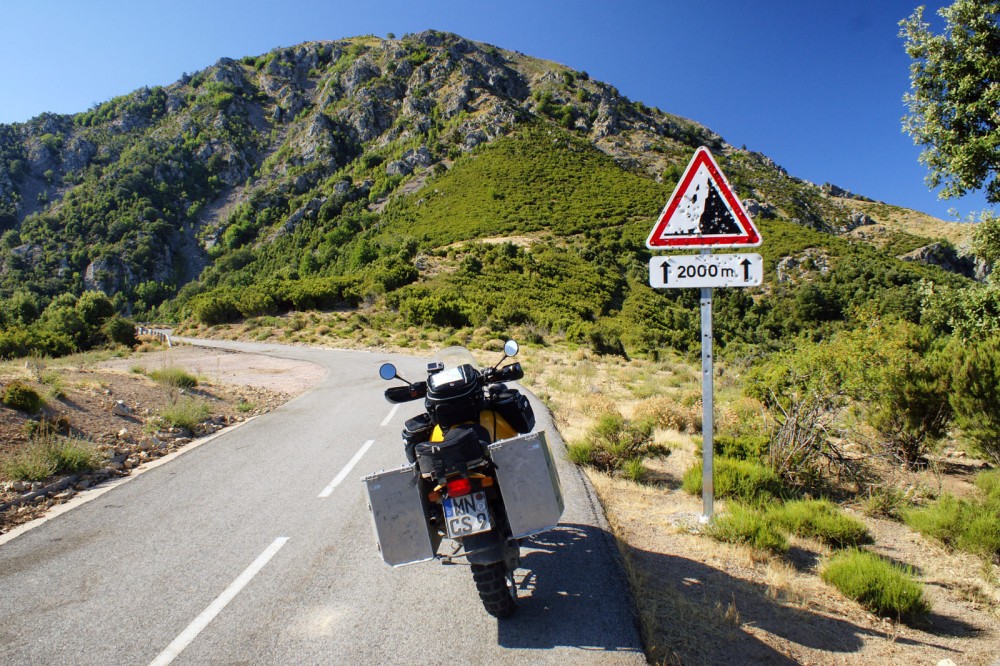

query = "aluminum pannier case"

[363,464,440,566]
[487,431,564,539]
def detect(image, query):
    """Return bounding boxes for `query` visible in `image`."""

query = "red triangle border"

[646,147,762,248]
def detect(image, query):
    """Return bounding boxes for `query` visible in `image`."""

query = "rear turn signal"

[446,477,472,497]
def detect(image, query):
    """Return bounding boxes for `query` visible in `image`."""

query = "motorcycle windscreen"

[488,431,565,539]
[363,464,441,566]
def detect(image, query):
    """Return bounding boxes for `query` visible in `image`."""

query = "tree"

[901,1,1000,202]
[949,336,1000,463]
[972,210,1000,278]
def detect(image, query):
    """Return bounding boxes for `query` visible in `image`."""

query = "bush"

[860,486,912,519]
[863,325,951,466]
[769,500,872,548]
[147,366,198,389]
[567,412,661,478]
[632,396,702,433]
[974,469,1000,502]
[620,458,647,483]
[0,328,74,360]
[682,456,788,506]
[903,494,964,547]
[707,503,789,553]
[0,428,101,481]
[949,336,1000,464]
[192,294,240,326]
[3,381,43,414]
[159,398,211,431]
[712,434,770,462]
[956,513,1000,558]
[821,550,929,621]
[903,489,1000,559]
[102,315,138,347]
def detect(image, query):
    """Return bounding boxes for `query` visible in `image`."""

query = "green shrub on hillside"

[0,291,135,360]
[0,426,101,481]
[948,336,1000,464]
[711,434,770,462]
[147,367,198,389]
[904,482,1000,560]
[158,398,211,432]
[974,469,1000,501]
[682,456,788,506]
[102,315,138,347]
[769,500,872,548]
[707,503,789,554]
[904,494,965,547]
[566,412,661,481]
[860,322,951,465]
[192,294,241,326]
[746,317,953,476]
[821,549,929,622]
[2,381,43,414]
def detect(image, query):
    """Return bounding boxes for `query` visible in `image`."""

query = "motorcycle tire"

[470,561,518,618]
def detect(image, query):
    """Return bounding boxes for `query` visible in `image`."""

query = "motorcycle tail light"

[446,477,472,497]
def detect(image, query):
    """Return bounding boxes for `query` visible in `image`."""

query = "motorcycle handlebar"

[485,362,524,384]
[383,363,522,404]
[384,382,427,403]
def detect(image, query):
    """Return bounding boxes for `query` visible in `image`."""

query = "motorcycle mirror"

[378,363,397,381]
[503,340,519,358]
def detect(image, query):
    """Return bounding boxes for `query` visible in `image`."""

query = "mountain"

[0,30,980,357]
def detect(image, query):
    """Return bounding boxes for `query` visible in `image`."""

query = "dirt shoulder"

[0,342,325,533]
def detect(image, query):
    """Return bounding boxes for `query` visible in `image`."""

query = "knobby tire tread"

[471,562,517,618]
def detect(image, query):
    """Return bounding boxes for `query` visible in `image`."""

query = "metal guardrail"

[135,327,172,347]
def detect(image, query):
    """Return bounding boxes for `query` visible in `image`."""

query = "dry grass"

[845,199,974,247]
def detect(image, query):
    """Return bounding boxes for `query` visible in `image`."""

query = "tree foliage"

[901,1,1000,202]
[948,335,1000,463]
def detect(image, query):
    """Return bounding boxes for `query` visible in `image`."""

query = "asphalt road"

[0,338,645,665]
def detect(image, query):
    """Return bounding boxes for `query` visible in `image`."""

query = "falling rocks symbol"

[697,180,740,236]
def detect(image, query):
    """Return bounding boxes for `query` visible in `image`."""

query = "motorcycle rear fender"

[462,530,504,565]
[462,530,520,567]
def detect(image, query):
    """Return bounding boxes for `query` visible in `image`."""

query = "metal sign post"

[700,258,714,520]
[646,147,763,521]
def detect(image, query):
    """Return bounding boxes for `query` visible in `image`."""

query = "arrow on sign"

[649,254,763,289]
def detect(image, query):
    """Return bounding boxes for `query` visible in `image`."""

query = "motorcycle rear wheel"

[471,561,517,618]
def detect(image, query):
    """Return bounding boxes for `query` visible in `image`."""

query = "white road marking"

[318,440,375,498]
[149,536,289,666]
[380,404,400,427]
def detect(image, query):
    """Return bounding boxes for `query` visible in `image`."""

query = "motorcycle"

[365,341,564,618]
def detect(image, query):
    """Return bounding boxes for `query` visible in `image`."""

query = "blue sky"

[0,0,992,222]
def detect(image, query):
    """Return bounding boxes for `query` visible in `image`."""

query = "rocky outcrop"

[899,242,977,278]
[776,250,831,283]
[743,199,776,220]
[835,210,875,233]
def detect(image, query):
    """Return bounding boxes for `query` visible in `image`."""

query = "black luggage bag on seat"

[414,424,489,478]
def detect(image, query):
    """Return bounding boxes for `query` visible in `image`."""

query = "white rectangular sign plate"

[649,253,763,289]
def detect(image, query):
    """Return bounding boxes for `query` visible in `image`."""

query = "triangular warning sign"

[646,147,762,249]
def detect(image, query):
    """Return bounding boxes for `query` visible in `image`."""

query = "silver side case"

[363,464,440,567]
[488,431,564,539]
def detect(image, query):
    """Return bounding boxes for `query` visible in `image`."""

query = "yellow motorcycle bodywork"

[430,410,519,444]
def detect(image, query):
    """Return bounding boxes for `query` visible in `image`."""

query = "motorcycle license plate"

[443,492,492,538]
